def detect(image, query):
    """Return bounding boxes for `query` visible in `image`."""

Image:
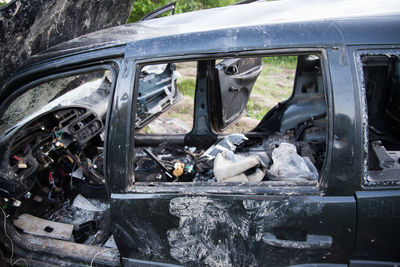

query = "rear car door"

[213,57,262,129]
[350,48,400,264]
[111,190,355,266]
[108,50,357,266]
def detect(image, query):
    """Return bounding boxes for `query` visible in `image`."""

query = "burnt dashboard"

[7,107,104,191]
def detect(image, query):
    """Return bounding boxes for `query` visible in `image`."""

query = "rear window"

[357,52,400,185]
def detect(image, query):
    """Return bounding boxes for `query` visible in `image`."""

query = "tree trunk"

[0,0,135,88]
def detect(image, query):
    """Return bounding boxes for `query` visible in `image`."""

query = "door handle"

[262,232,333,249]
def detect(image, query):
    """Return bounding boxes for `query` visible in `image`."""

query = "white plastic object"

[267,142,319,181]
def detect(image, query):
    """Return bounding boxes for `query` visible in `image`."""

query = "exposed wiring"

[48,171,59,202]
[90,248,110,267]
[0,206,14,266]
[12,155,22,162]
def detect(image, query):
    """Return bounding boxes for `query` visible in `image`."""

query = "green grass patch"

[252,63,294,100]
[262,56,297,69]
[140,125,154,134]
[177,78,196,98]
[128,0,238,23]
[246,99,271,120]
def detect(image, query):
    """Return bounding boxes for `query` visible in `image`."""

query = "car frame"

[0,0,400,266]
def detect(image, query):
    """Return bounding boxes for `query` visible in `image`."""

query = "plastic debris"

[173,162,185,177]
[267,142,319,181]
[201,134,248,160]
[213,151,265,182]
[103,235,118,248]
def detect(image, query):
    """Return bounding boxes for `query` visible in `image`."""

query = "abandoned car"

[0,0,400,266]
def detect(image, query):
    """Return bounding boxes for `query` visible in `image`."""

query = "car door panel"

[354,191,400,261]
[213,57,262,130]
[111,193,355,266]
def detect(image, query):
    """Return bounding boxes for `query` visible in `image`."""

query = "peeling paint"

[167,197,256,266]
[166,196,324,266]
[124,219,164,257]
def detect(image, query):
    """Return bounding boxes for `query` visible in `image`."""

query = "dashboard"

[7,107,104,190]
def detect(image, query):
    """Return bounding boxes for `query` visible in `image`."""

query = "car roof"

[26,0,399,62]
[4,0,394,73]
[1,0,399,116]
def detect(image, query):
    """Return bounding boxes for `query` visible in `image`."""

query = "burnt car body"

[0,0,400,266]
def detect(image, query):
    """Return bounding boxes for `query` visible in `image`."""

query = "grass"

[262,56,297,68]
[177,78,196,98]
[245,58,296,122]
[246,99,271,120]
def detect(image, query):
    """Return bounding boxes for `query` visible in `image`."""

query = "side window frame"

[129,48,331,193]
[354,48,400,188]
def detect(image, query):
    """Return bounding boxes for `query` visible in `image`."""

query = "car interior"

[0,53,328,250]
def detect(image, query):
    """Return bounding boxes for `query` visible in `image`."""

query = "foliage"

[128,0,238,23]
[262,56,297,68]
[177,78,196,98]
[128,0,171,23]
[0,1,8,7]
[246,98,270,120]
[174,0,236,14]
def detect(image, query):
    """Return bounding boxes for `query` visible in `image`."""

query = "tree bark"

[0,0,135,88]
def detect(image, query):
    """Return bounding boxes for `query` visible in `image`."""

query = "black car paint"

[0,0,399,266]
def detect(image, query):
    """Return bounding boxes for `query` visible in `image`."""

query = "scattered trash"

[193,171,216,183]
[103,235,117,248]
[12,200,21,207]
[134,135,320,183]
[187,147,197,153]
[143,148,174,181]
[267,142,319,181]
[70,166,85,180]
[213,151,265,182]
[201,133,248,160]
[173,162,185,177]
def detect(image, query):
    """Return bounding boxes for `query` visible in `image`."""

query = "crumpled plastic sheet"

[213,151,265,182]
[267,142,319,181]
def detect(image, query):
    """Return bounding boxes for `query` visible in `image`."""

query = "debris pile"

[135,134,320,183]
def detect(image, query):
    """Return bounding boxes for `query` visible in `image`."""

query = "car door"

[213,57,262,130]
[350,48,400,264]
[108,53,356,266]
[111,190,355,266]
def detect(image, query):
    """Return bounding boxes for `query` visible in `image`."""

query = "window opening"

[133,54,326,184]
[361,54,400,183]
[1,67,116,247]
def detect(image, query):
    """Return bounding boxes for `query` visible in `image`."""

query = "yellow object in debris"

[173,162,185,177]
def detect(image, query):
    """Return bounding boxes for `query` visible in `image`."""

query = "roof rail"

[140,1,176,21]
[234,0,264,5]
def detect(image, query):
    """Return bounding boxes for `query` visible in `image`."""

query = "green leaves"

[128,0,171,23]
[128,0,239,23]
